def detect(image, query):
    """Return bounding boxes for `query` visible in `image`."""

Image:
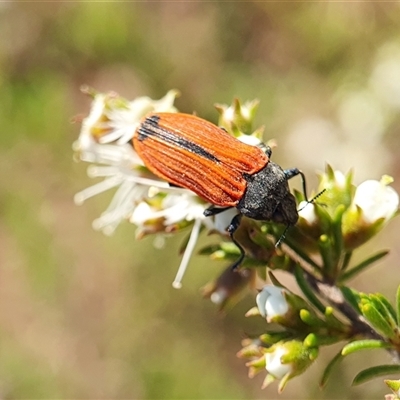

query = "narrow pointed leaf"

[267,271,287,289]
[341,339,391,356]
[282,238,322,273]
[319,351,343,388]
[340,251,352,272]
[314,198,334,230]
[198,244,222,255]
[324,307,346,331]
[259,331,292,345]
[361,303,395,338]
[340,286,361,314]
[339,250,389,283]
[300,309,325,327]
[331,204,345,264]
[294,265,326,314]
[256,266,267,282]
[372,293,397,327]
[318,234,336,279]
[352,365,400,386]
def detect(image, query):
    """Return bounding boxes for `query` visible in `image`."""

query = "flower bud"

[295,201,324,246]
[353,176,398,223]
[342,176,399,249]
[215,98,260,137]
[202,266,255,311]
[262,339,319,392]
[385,379,400,399]
[256,285,311,329]
[256,285,289,321]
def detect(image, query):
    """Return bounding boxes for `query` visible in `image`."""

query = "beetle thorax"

[237,162,299,225]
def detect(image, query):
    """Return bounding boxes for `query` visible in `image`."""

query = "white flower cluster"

[298,171,398,228]
[73,89,221,288]
[73,88,251,289]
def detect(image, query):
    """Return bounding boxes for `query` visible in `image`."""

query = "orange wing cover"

[133,113,269,206]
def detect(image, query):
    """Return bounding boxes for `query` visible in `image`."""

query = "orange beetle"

[133,113,306,269]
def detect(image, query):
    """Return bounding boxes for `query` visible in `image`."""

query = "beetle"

[133,113,308,269]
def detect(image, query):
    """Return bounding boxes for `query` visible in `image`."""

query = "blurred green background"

[1,2,400,399]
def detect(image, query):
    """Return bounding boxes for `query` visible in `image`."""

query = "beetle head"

[238,162,299,226]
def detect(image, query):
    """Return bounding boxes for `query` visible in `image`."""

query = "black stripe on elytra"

[137,115,220,163]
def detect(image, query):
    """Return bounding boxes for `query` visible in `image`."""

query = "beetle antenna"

[299,171,308,200]
[298,188,326,212]
[276,189,326,248]
[284,168,308,200]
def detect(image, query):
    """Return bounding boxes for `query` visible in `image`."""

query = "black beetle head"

[237,162,299,226]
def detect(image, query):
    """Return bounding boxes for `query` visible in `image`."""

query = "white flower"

[100,90,179,145]
[297,201,317,224]
[265,346,291,379]
[129,193,211,289]
[256,285,289,321]
[75,89,178,148]
[74,89,183,234]
[261,339,318,392]
[237,134,262,146]
[353,175,399,223]
[74,88,235,288]
[212,208,238,234]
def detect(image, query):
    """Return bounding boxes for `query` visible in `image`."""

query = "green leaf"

[340,286,361,314]
[300,309,325,327]
[341,339,391,356]
[385,379,400,395]
[303,333,319,348]
[324,306,346,331]
[294,265,326,314]
[331,204,345,263]
[267,271,287,289]
[256,266,267,281]
[283,238,322,274]
[220,241,242,255]
[314,200,334,233]
[372,293,397,328]
[339,250,389,283]
[318,234,336,280]
[319,350,343,388]
[352,365,400,386]
[293,188,304,204]
[198,244,222,256]
[325,164,336,181]
[340,251,352,272]
[312,333,342,346]
[259,331,292,345]
[361,302,395,338]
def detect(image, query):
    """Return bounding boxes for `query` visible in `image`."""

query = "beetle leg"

[284,168,308,200]
[203,205,232,217]
[227,214,245,270]
[275,224,290,248]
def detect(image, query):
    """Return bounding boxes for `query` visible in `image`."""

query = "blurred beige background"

[1,2,400,399]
